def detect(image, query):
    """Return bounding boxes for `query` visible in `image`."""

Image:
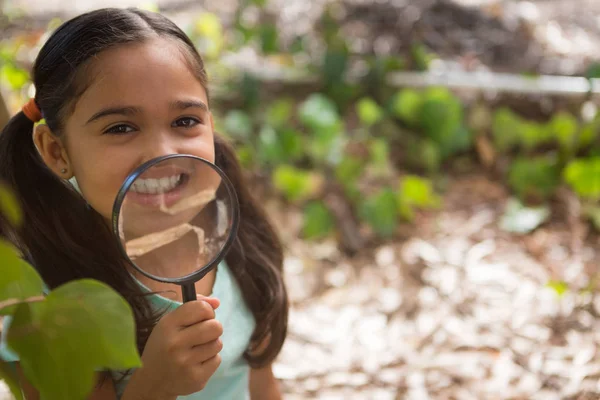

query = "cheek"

[70,149,131,220]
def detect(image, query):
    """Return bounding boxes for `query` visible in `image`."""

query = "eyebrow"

[85,99,209,125]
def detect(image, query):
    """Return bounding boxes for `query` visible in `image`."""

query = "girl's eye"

[104,124,135,135]
[173,117,201,128]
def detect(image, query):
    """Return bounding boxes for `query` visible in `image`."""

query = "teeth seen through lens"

[132,174,182,194]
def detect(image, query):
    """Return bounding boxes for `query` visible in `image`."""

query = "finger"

[200,354,222,376]
[172,300,216,327]
[180,318,223,346]
[196,295,220,310]
[189,338,223,364]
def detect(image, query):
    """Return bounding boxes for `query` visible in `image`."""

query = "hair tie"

[22,98,42,123]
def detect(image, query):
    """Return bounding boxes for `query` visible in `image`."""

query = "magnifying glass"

[111,154,239,303]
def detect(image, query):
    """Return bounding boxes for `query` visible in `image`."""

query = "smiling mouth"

[130,173,190,194]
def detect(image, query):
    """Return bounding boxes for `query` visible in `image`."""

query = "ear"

[33,124,72,179]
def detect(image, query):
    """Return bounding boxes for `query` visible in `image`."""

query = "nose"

[138,129,179,164]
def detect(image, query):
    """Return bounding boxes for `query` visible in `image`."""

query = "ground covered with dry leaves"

[272,173,600,399]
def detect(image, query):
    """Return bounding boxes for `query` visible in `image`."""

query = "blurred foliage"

[2,1,600,245]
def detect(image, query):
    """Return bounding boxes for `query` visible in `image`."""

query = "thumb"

[197,294,220,310]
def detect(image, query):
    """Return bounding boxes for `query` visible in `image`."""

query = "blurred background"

[2,0,600,398]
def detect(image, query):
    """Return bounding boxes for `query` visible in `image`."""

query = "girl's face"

[41,38,215,223]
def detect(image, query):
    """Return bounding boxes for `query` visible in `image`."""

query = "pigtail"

[214,135,289,368]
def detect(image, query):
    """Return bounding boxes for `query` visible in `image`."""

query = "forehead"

[73,38,208,115]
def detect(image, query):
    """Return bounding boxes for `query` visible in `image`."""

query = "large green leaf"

[508,156,561,202]
[0,240,44,316]
[302,201,335,240]
[359,188,398,237]
[0,184,22,228]
[0,359,23,400]
[6,279,141,400]
[564,157,600,200]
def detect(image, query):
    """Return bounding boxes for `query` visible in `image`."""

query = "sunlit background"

[2,0,600,398]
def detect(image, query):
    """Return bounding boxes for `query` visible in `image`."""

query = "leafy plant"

[359,188,398,237]
[0,185,140,400]
[272,165,322,203]
[302,201,335,239]
[397,175,441,221]
[356,98,384,127]
[508,156,561,202]
[564,157,600,201]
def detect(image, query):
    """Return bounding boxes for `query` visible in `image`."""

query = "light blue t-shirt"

[0,262,256,399]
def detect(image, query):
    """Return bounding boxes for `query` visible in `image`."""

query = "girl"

[0,7,288,400]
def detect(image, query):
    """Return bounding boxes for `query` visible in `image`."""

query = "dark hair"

[0,8,287,367]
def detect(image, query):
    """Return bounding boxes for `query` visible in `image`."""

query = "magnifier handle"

[181,283,197,303]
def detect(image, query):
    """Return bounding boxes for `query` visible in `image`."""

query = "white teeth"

[132,174,182,194]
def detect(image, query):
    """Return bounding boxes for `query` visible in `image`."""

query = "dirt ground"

[272,172,600,399]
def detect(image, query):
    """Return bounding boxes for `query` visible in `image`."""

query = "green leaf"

[265,98,294,129]
[359,188,398,237]
[0,184,22,227]
[499,198,550,234]
[309,125,344,166]
[0,360,23,400]
[356,98,383,127]
[411,42,434,71]
[521,121,551,150]
[0,240,44,315]
[272,165,320,203]
[368,138,391,177]
[492,108,522,152]
[546,280,569,297]
[586,62,600,79]
[397,175,441,221]
[236,144,254,168]
[334,155,363,184]
[257,125,304,164]
[322,43,349,88]
[223,110,253,140]
[302,201,335,239]
[298,93,340,132]
[0,64,29,91]
[391,89,423,126]
[508,156,561,202]
[564,157,600,200]
[240,73,260,111]
[259,23,279,54]
[419,89,471,158]
[550,111,579,150]
[579,119,600,149]
[6,280,141,400]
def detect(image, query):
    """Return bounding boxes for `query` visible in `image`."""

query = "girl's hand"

[122,296,223,400]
